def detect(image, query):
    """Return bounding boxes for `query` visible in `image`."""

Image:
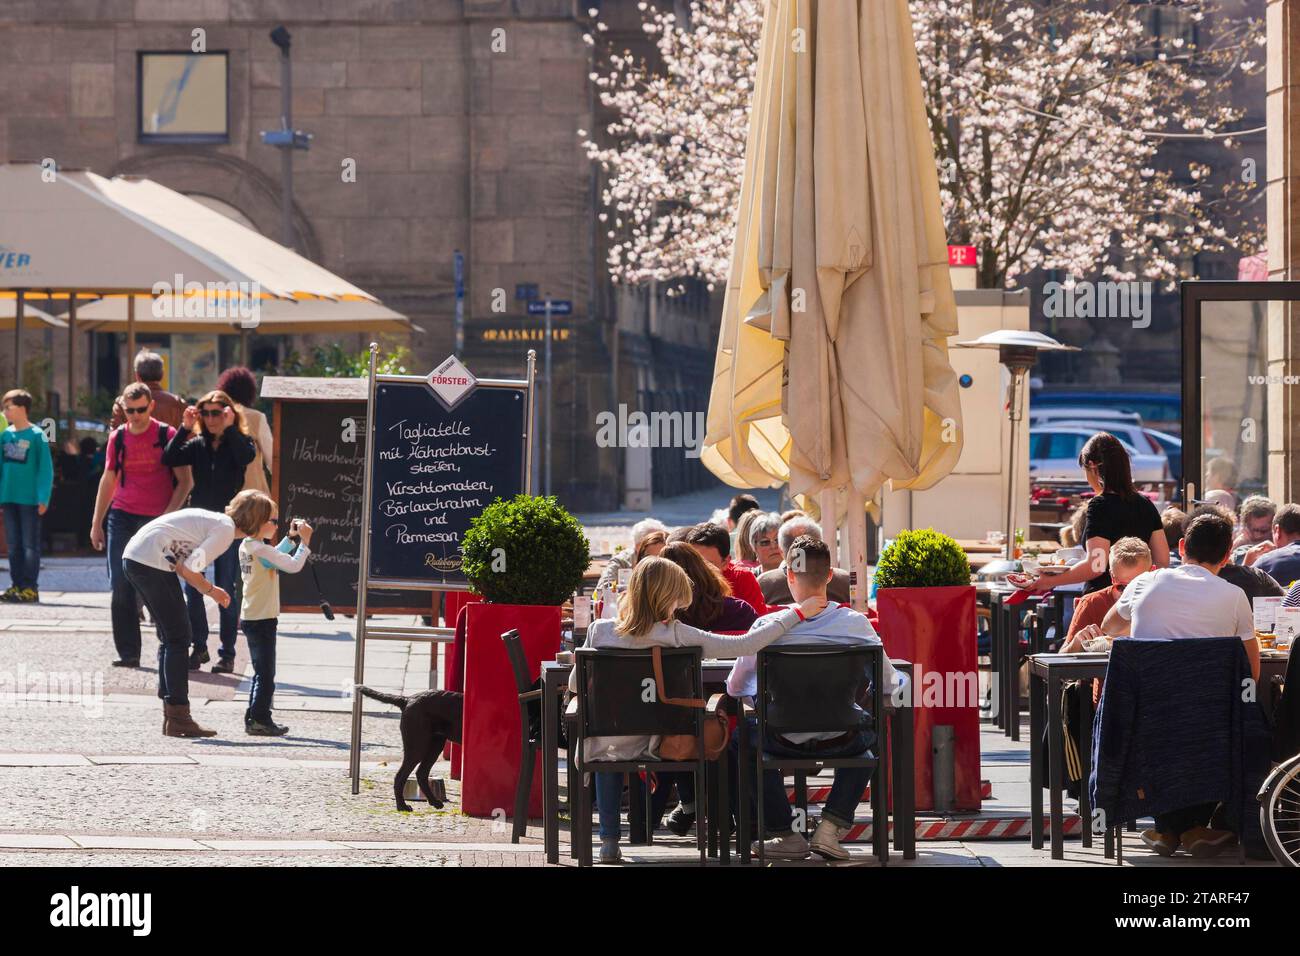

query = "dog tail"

[356,685,409,711]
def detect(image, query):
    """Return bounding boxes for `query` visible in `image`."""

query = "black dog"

[357,687,463,812]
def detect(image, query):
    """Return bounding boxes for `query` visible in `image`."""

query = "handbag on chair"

[651,645,730,760]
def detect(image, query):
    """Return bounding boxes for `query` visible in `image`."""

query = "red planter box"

[458,602,562,818]
[876,585,981,811]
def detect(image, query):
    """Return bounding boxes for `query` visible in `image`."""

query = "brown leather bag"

[651,645,730,761]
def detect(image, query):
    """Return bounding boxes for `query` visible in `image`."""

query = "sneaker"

[188,647,210,671]
[0,586,19,602]
[810,818,851,861]
[245,719,290,737]
[753,831,811,860]
[1181,826,1236,859]
[598,838,622,864]
[665,803,696,836]
[16,588,38,603]
[1140,829,1180,857]
[111,659,140,668]
[211,657,236,674]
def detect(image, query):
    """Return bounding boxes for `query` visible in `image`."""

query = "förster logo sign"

[426,355,477,411]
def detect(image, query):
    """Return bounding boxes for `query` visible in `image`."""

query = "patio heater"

[953,330,1078,561]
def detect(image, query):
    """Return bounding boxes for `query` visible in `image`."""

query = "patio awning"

[69,295,421,335]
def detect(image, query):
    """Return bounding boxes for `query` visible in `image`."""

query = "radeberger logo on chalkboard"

[426,355,477,411]
[424,554,461,572]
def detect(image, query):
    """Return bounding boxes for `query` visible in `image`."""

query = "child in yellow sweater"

[238,504,312,736]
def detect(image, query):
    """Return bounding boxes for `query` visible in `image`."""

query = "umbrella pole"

[819,488,839,566]
[847,487,868,612]
[13,289,23,384]
[126,296,136,369]
[66,298,76,444]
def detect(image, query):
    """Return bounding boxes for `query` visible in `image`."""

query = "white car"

[1029,426,1169,482]
[1045,419,1168,463]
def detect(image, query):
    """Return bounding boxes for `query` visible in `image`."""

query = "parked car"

[1029,406,1144,429]
[1029,426,1169,482]
[1031,390,1181,435]
[1045,419,1165,458]
[1142,428,1182,486]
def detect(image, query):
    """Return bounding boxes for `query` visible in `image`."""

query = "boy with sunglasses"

[1,389,53,603]
[91,383,194,665]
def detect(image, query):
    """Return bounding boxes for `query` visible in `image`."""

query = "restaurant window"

[137,51,230,144]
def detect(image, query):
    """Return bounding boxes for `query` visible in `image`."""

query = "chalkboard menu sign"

[265,378,423,613]
[367,377,529,588]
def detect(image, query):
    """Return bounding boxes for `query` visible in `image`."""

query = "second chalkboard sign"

[366,374,530,588]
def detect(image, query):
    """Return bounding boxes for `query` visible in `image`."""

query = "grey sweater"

[570,607,802,763]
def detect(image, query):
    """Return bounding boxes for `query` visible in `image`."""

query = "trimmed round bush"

[872,528,970,590]
[460,494,590,606]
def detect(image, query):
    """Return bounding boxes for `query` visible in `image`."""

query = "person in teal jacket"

[1,389,54,603]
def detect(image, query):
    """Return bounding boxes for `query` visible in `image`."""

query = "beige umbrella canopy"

[71,294,419,335]
[0,298,66,330]
[702,0,963,599]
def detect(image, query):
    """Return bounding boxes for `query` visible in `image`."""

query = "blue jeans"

[106,508,153,661]
[241,618,277,723]
[728,718,874,832]
[2,503,41,591]
[185,538,240,659]
[593,771,677,841]
[123,558,193,705]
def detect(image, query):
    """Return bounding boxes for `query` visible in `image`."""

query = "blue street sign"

[515,283,539,301]
[526,299,572,316]
[453,250,464,297]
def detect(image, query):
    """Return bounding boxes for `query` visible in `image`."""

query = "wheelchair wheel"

[1259,753,1300,867]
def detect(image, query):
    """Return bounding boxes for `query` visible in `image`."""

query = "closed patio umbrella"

[702,0,963,603]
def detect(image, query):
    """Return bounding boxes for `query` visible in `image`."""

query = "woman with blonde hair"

[732,509,763,570]
[568,555,825,862]
[163,388,257,673]
[123,489,275,738]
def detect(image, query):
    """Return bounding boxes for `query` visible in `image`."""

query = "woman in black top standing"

[1030,432,1170,595]
[162,389,256,673]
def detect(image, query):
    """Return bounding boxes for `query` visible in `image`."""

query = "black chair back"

[757,643,882,738]
[500,628,532,695]
[575,646,702,738]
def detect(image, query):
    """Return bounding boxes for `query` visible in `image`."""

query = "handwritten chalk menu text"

[368,380,527,587]
[273,399,415,612]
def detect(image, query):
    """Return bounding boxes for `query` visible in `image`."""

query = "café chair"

[569,645,722,867]
[740,643,888,866]
[1091,636,1270,865]
[501,628,543,843]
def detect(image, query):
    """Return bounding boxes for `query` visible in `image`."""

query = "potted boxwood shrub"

[452,494,589,816]
[873,528,981,812]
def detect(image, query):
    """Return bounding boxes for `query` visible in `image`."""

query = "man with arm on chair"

[727,536,901,862]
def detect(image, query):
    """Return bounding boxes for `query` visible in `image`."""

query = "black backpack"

[112,422,175,487]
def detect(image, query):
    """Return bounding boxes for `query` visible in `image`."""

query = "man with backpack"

[91,383,193,667]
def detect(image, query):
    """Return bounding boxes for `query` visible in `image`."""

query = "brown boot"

[162,703,218,738]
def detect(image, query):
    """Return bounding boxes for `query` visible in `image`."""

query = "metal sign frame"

[349,346,536,792]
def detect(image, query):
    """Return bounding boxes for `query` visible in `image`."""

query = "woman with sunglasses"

[163,389,256,673]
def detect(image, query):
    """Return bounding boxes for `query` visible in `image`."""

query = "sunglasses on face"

[200,407,226,418]
[124,405,150,416]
